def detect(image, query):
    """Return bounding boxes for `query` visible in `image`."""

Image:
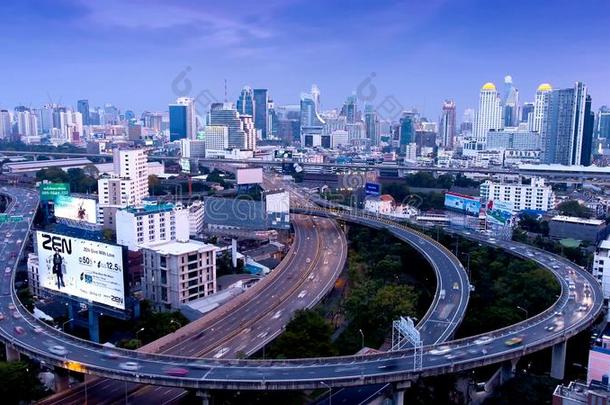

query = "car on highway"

[306,257,311,263]
[187,360,209,370]
[0,313,4,321]
[33,326,43,334]
[504,337,523,346]
[49,345,68,356]
[119,361,140,371]
[14,326,25,335]
[452,282,459,290]
[12,311,21,319]
[474,336,494,345]
[429,345,452,356]
[8,303,15,311]
[445,351,464,360]
[577,304,589,312]
[214,347,230,359]
[102,350,120,359]
[164,367,189,377]
[298,290,307,299]
[568,283,576,290]
[545,324,557,332]
[553,311,563,318]
[4,267,11,274]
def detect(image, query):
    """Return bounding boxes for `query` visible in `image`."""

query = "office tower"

[300,89,325,146]
[341,95,358,123]
[15,110,38,137]
[0,110,10,139]
[169,97,196,141]
[310,84,321,111]
[124,110,136,122]
[581,95,594,166]
[142,112,163,131]
[597,106,610,140]
[541,82,589,166]
[439,100,456,149]
[236,86,254,116]
[364,105,380,146]
[252,89,268,139]
[77,99,90,125]
[502,75,519,127]
[531,83,552,132]
[239,114,257,150]
[104,104,120,125]
[521,102,534,124]
[209,103,255,150]
[203,125,229,153]
[399,113,415,151]
[474,82,503,144]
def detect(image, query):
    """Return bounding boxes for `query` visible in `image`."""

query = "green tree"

[556,200,591,218]
[268,310,336,358]
[0,361,49,403]
[36,167,69,183]
[148,174,161,195]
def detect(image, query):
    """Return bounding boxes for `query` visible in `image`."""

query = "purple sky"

[1,0,609,118]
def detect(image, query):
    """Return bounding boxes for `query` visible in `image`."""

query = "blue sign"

[444,192,481,216]
[365,182,381,196]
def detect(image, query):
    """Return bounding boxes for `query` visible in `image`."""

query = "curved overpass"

[0,188,603,393]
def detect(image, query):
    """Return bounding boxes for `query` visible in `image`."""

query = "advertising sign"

[236,168,263,185]
[485,199,513,226]
[444,192,481,216]
[365,182,382,197]
[39,183,70,201]
[274,150,293,159]
[53,195,97,224]
[36,231,125,310]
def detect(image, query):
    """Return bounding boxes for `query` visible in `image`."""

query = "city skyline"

[1,0,610,115]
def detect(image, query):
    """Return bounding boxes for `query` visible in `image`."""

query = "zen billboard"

[36,231,126,310]
[53,195,98,224]
[444,192,481,216]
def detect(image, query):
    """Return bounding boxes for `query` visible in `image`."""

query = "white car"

[213,347,229,359]
[429,345,452,356]
[474,336,494,345]
[119,361,140,371]
[298,290,307,299]
[49,345,68,356]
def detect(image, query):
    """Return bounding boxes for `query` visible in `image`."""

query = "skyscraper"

[236,87,254,116]
[209,103,256,150]
[364,105,379,146]
[169,97,196,141]
[77,99,90,126]
[15,110,38,137]
[541,82,589,166]
[399,113,415,151]
[530,83,552,132]
[521,102,534,124]
[597,106,610,140]
[253,89,268,139]
[502,75,519,127]
[341,95,358,123]
[300,89,325,147]
[0,110,10,139]
[439,100,456,149]
[474,82,503,144]
[581,95,595,166]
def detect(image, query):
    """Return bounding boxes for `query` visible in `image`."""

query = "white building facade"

[474,82,503,144]
[479,176,555,212]
[593,238,610,299]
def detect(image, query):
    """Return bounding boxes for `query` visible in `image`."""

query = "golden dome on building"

[537,83,552,92]
[481,82,496,91]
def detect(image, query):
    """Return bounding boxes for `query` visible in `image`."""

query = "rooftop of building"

[599,238,610,250]
[140,239,218,256]
[520,163,610,174]
[553,380,610,402]
[122,202,175,215]
[550,215,605,226]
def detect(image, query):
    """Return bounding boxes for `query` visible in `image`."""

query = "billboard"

[444,192,481,216]
[274,150,293,159]
[365,182,381,197]
[485,199,513,226]
[236,168,263,185]
[36,231,126,310]
[53,195,97,224]
[39,183,70,201]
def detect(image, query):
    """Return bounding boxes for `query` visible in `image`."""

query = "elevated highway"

[0,186,602,399]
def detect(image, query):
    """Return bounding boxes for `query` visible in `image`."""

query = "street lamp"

[516,306,528,319]
[169,319,181,330]
[62,318,74,332]
[136,327,145,348]
[462,253,471,278]
[358,329,364,349]
[320,381,332,405]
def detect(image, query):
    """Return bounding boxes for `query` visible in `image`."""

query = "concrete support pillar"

[5,345,20,362]
[551,340,567,380]
[88,307,99,343]
[393,390,405,405]
[499,360,515,385]
[54,368,70,392]
[196,390,211,405]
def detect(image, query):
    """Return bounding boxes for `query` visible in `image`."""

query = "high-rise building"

[474,82,503,144]
[530,83,552,132]
[202,125,229,153]
[502,76,519,127]
[341,95,358,123]
[239,114,257,150]
[0,110,10,139]
[252,89,268,139]
[209,103,255,150]
[597,106,610,140]
[541,82,589,166]
[15,110,38,137]
[169,97,196,141]
[236,86,254,116]
[521,102,534,124]
[439,100,456,149]
[399,113,415,151]
[310,84,321,111]
[581,95,595,166]
[364,105,379,146]
[300,89,325,147]
[77,99,90,126]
